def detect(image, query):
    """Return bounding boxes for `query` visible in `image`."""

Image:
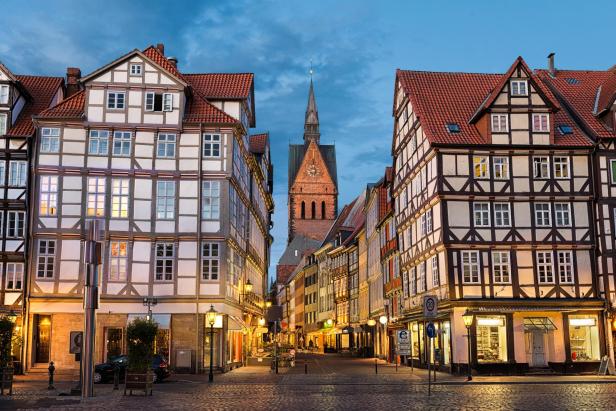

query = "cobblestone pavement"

[2,354,616,410]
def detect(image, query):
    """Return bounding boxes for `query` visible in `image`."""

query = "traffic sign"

[426,322,436,339]
[70,331,83,354]
[423,295,438,318]
[396,329,411,356]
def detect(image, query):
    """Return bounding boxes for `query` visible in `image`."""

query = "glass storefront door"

[204,329,220,368]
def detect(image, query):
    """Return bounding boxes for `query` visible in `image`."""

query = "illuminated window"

[473,156,489,178]
[568,315,600,361]
[476,316,508,363]
[39,176,58,216]
[87,176,106,217]
[111,179,129,218]
[493,157,509,179]
[109,241,128,281]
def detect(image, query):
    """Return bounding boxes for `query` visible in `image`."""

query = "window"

[7,211,25,238]
[87,177,106,217]
[39,176,58,216]
[130,64,142,75]
[558,125,573,135]
[107,91,125,109]
[40,128,60,153]
[493,157,509,179]
[558,251,573,284]
[112,131,132,156]
[88,130,109,155]
[203,134,221,157]
[417,262,426,293]
[534,203,551,227]
[476,316,508,363]
[202,181,220,220]
[0,85,8,104]
[155,243,174,281]
[109,241,128,281]
[553,156,570,179]
[492,251,511,284]
[473,202,490,227]
[426,209,433,233]
[446,123,460,133]
[533,156,550,179]
[493,203,511,227]
[0,114,6,135]
[536,251,554,283]
[0,162,4,186]
[162,93,173,112]
[421,213,427,236]
[37,240,55,278]
[9,161,27,186]
[491,114,508,132]
[111,179,130,218]
[554,203,571,227]
[157,133,176,158]
[402,270,409,298]
[462,251,480,284]
[432,256,439,287]
[510,80,528,96]
[532,114,549,132]
[145,92,155,111]
[410,267,417,296]
[202,243,220,280]
[473,156,489,178]
[6,263,23,290]
[156,181,175,219]
[568,315,600,362]
[611,160,616,184]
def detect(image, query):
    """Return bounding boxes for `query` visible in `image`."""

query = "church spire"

[304,72,320,144]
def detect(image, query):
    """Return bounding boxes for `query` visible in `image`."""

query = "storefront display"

[569,315,600,362]
[441,321,451,365]
[475,315,507,363]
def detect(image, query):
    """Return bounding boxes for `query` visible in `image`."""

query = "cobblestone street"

[2,354,616,410]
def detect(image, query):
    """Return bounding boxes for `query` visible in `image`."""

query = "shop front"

[405,317,452,372]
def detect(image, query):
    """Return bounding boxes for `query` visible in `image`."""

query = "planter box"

[124,370,153,396]
[0,368,13,396]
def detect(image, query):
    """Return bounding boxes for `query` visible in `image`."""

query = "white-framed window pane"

[432,256,439,287]
[491,114,508,132]
[111,178,130,218]
[162,93,173,111]
[112,131,132,156]
[88,130,109,155]
[6,262,24,290]
[0,113,6,135]
[107,92,125,109]
[7,211,25,238]
[553,156,570,179]
[130,64,142,75]
[109,241,128,281]
[533,157,550,178]
[473,156,489,178]
[558,251,574,284]
[39,175,58,216]
[532,114,549,132]
[510,80,527,96]
[202,180,220,220]
[554,203,571,227]
[155,242,174,281]
[156,181,175,219]
[426,209,433,233]
[492,251,511,284]
[40,128,60,153]
[534,203,551,227]
[0,85,9,104]
[8,160,27,186]
[87,176,106,217]
[493,157,509,179]
[0,162,5,186]
[473,202,490,227]
[410,267,417,295]
[462,251,480,284]
[145,92,155,111]
[493,203,511,227]
[157,133,176,158]
[203,134,221,158]
[202,242,220,280]
[37,239,56,278]
[536,251,554,283]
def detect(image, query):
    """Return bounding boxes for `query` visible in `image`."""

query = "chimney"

[168,56,178,68]
[547,52,556,76]
[65,67,81,98]
[156,43,165,55]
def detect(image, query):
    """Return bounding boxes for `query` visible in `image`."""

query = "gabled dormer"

[593,70,616,131]
[470,57,561,146]
[0,62,28,134]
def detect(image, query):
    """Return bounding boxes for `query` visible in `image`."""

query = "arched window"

[321,201,326,219]
[301,201,305,219]
[311,201,316,219]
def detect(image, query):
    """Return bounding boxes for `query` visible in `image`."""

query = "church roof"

[288,143,337,189]
[277,234,321,266]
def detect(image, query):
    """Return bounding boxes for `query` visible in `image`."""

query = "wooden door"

[35,315,51,363]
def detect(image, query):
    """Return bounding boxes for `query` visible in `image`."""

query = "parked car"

[94,354,170,383]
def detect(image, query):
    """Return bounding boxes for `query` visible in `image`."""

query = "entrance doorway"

[529,331,547,367]
[104,328,123,361]
[523,317,556,368]
[34,315,51,364]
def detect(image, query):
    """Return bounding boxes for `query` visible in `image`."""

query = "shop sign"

[423,295,438,318]
[396,329,411,356]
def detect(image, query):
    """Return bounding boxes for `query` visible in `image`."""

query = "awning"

[468,306,601,314]
[228,315,247,331]
[523,317,557,332]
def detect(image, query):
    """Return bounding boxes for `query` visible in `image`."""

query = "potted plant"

[124,318,158,396]
[0,317,14,395]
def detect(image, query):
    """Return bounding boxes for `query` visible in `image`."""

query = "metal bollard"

[48,361,55,390]
[375,358,378,374]
[113,364,120,390]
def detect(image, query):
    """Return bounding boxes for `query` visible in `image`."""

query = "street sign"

[70,331,82,354]
[423,295,438,318]
[426,322,436,339]
[396,329,411,356]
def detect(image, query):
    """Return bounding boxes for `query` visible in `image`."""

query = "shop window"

[442,321,451,365]
[475,315,508,363]
[569,315,600,362]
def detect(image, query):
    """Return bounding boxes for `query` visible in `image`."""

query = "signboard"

[423,295,438,318]
[426,322,436,339]
[70,331,82,354]
[396,329,411,356]
[598,355,616,375]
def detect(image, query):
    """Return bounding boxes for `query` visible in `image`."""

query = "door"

[531,331,547,367]
[35,315,51,363]
[104,328,123,361]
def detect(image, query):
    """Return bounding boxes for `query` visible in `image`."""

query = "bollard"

[113,363,120,390]
[375,358,378,374]
[304,361,308,374]
[48,361,55,390]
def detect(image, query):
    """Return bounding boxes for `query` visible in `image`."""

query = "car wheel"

[93,372,102,384]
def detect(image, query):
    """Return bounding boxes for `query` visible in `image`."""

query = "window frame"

[473,202,491,227]
[5,262,23,290]
[432,255,439,287]
[201,242,220,281]
[510,80,528,96]
[610,159,616,185]
[8,160,27,187]
[111,178,130,219]
[156,180,176,220]
[39,175,58,216]
[201,180,221,220]
[532,113,550,132]
[109,241,128,282]
[534,202,551,227]
[493,202,511,228]
[557,250,574,284]
[554,202,571,227]
[86,176,106,217]
[203,134,221,158]
[0,113,6,135]
[155,242,174,281]
[40,127,60,153]
[473,155,489,179]
[491,114,508,132]
[88,130,110,156]
[6,210,25,238]
[533,156,550,179]
[162,93,173,112]
[536,251,554,284]
[37,239,56,279]
[112,131,132,157]
[553,156,570,179]
[462,250,480,284]
[156,133,176,158]
[129,64,143,76]
[492,251,511,284]
[107,91,126,110]
[493,156,509,180]
[0,85,9,104]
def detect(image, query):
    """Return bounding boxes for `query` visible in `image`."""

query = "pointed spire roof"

[303,77,320,143]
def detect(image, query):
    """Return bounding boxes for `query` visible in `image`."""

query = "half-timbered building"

[393,57,604,374]
[0,63,63,369]
[26,44,273,373]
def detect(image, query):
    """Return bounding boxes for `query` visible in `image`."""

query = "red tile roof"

[249,133,269,154]
[142,46,183,80]
[184,89,238,125]
[537,69,616,139]
[397,64,591,146]
[6,75,63,136]
[37,90,85,119]
[184,73,253,99]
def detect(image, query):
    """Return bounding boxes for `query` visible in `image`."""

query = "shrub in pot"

[124,318,158,396]
[0,317,14,395]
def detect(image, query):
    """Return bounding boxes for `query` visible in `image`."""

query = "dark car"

[94,354,170,383]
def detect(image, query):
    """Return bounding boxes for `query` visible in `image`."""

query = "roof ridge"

[15,74,63,79]
[184,72,254,76]
[398,69,502,76]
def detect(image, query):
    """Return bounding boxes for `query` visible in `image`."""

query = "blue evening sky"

[3,0,615,283]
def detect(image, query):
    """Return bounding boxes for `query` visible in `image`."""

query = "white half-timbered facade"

[26,45,273,372]
[392,57,605,374]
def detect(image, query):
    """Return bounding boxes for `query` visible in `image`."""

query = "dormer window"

[145,92,173,112]
[0,85,8,104]
[130,64,142,76]
[445,123,460,133]
[558,124,573,135]
[491,114,508,132]
[510,80,528,96]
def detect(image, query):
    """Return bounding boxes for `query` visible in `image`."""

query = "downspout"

[195,122,204,374]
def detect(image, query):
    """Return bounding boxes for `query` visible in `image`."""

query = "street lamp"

[206,305,217,383]
[143,297,158,321]
[379,315,388,325]
[258,317,265,326]
[462,310,474,381]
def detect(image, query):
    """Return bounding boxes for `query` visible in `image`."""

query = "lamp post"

[206,305,217,383]
[143,297,158,321]
[379,315,387,359]
[462,310,474,381]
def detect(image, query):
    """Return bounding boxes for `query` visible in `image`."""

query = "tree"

[126,318,158,372]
